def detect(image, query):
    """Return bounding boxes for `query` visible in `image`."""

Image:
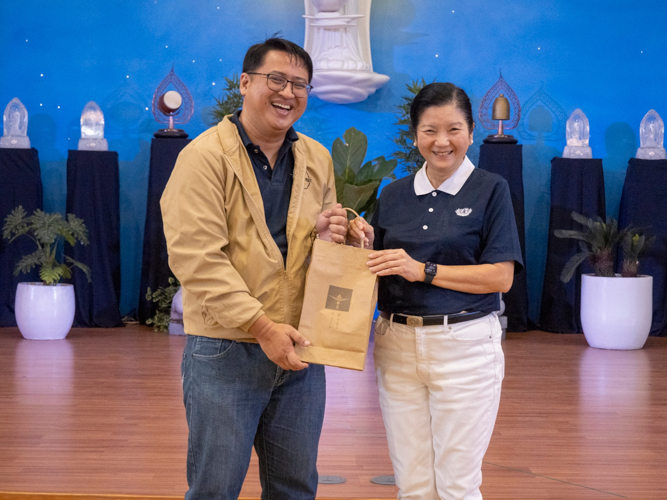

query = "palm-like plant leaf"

[3,205,29,240]
[13,248,45,276]
[555,211,626,281]
[66,213,90,245]
[391,78,432,174]
[64,255,92,283]
[208,74,243,126]
[553,229,595,245]
[560,251,592,283]
[39,266,64,285]
[2,205,91,285]
[30,210,63,246]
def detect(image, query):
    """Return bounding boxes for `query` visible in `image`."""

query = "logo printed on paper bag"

[326,286,353,312]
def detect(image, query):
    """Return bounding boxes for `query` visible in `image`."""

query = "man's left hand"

[315,203,348,244]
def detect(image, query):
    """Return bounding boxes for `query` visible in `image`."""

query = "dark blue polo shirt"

[230,110,297,266]
[370,168,524,316]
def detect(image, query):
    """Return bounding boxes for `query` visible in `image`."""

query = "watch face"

[425,262,437,276]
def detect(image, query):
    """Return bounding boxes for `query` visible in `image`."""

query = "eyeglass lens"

[266,74,310,97]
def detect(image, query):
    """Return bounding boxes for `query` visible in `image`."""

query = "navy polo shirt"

[371,158,524,316]
[230,110,297,266]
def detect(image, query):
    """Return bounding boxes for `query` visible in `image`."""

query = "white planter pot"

[15,282,76,340]
[580,274,653,350]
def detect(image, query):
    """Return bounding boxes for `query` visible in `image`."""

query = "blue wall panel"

[1,0,665,322]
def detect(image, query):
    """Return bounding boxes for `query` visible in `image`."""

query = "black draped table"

[618,158,667,336]
[0,148,43,326]
[478,144,529,331]
[539,158,606,333]
[65,150,123,327]
[138,138,190,324]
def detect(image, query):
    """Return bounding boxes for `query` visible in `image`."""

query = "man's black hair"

[243,36,314,83]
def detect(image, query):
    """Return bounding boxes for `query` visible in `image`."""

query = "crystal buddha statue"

[0,98,30,149]
[78,101,108,151]
[563,109,592,158]
[636,110,666,160]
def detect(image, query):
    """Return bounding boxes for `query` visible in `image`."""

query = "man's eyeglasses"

[246,72,313,97]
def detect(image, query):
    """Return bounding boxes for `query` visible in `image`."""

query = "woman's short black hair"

[242,37,313,83]
[410,82,474,133]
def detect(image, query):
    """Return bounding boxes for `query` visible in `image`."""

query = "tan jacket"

[160,117,336,342]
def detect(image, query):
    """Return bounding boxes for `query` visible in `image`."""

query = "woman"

[349,82,523,500]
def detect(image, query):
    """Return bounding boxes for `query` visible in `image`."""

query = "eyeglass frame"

[245,72,313,97]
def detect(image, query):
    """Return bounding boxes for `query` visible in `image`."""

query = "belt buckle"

[405,315,423,327]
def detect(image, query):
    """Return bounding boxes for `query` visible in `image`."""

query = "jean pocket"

[451,316,493,342]
[374,317,388,337]
[192,337,237,359]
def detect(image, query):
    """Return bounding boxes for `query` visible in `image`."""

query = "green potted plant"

[332,127,398,222]
[208,74,243,125]
[391,79,430,175]
[555,211,654,350]
[145,276,182,333]
[2,206,91,340]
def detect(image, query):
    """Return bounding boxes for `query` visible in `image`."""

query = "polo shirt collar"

[230,109,299,149]
[413,156,475,196]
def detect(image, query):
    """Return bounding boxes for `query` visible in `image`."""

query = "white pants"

[373,312,504,500]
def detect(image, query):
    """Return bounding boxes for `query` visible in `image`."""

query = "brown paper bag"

[296,238,378,371]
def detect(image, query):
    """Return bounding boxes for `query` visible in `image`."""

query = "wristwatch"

[423,262,438,285]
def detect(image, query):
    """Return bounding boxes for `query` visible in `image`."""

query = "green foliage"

[620,230,655,277]
[2,206,91,285]
[146,276,181,333]
[554,211,652,282]
[391,78,431,175]
[208,74,243,125]
[554,212,622,281]
[332,127,398,222]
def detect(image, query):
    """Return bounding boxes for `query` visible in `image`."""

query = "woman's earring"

[470,138,474,144]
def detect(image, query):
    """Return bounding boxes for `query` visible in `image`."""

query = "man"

[161,37,348,499]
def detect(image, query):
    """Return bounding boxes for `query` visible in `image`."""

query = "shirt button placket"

[424,192,437,231]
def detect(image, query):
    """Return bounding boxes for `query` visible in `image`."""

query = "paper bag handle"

[343,207,365,250]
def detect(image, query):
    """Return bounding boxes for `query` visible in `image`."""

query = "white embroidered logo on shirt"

[456,208,473,216]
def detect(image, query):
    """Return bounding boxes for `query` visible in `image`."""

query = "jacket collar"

[229,109,299,152]
[216,116,308,268]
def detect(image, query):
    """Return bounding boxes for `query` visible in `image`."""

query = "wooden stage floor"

[0,326,666,500]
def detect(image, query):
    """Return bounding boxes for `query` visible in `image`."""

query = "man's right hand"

[248,315,310,371]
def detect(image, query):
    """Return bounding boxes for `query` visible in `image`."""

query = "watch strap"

[423,261,437,285]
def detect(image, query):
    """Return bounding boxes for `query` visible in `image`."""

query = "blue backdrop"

[1,0,665,322]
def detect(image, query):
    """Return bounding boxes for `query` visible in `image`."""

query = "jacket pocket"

[201,306,218,327]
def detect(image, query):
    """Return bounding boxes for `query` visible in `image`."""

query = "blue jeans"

[182,335,326,500]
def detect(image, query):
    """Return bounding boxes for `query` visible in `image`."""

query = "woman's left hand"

[367,249,424,282]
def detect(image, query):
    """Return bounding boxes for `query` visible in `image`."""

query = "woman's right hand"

[347,216,374,248]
